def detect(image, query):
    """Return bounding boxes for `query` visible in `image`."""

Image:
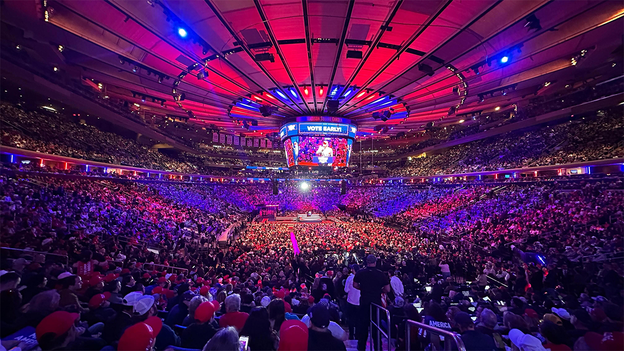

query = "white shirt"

[439,263,450,273]
[390,275,404,297]
[316,145,334,163]
[344,273,360,305]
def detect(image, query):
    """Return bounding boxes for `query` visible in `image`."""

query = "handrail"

[370,303,392,351]
[486,275,509,288]
[1,247,68,266]
[406,319,465,351]
[142,263,188,275]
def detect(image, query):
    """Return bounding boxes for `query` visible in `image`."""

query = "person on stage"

[316,140,334,164]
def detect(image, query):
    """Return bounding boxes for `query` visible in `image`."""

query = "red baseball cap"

[584,332,624,351]
[195,302,215,323]
[89,292,112,309]
[145,316,163,336]
[211,300,220,312]
[524,308,539,319]
[117,322,156,351]
[152,286,163,294]
[89,275,104,286]
[36,311,79,342]
[142,273,151,279]
[278,320,308,351]
[157,277,167,284]
[104,273,119,283]
[200,286,209,296]
[121,268,131,275]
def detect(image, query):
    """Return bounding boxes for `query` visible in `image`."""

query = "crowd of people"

[0,167,621,351]
[388,109,623,177]
[3,93,623,182]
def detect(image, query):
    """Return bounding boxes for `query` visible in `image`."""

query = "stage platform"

[273,214,325,223]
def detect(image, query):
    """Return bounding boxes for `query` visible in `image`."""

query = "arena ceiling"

[1,0,623,138]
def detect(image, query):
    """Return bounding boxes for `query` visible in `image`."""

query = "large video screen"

[284,136,352,167]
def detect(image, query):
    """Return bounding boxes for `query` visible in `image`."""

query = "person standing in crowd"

[390,269,404,298]
[354,255,390,351]
[344,264,360,340]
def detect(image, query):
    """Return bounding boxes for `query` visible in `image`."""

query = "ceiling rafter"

[202,0,307,115]
[253,0,312,114]
[319,0,356,114]
[334,0,454,113]
[328,0,404,108]
[371,0,609,111]
[102,0,298,115]
[301,0,317,113]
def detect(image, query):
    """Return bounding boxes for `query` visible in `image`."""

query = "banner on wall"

[260,139,266,148]
[267,140,272,148]
[220,134,226,144]
[226,135,233,144]
[254,138,259,147]
[212,133,219,143]
[234,136,240,145]
[247,139,252,147]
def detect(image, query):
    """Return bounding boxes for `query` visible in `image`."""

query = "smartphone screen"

[483,296,491,301]
[239,336,249,351]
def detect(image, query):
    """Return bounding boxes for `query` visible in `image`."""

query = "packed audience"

[389,110,624,176]
[0,168,621,351]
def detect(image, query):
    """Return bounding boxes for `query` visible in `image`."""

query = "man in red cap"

[181,301,219,349]
[117,321,158,351]
[36,311,80,350]
[36,311,107,351]
[278,320,308,351]
[84,292,116,325]
[134,295,181,350]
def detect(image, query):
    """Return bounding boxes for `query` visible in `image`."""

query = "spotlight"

[178,27,188,38]
[15,45,21,50]
[179,93,186,101]
[53,67,59,72]
[500,56,509,64]
[58,45,64,52]
[158,76,163,84]
[495,106,500,111]
[132,66,138,73]
[478,94,485,103]
[300,182,310,191]
[197,70,207,80]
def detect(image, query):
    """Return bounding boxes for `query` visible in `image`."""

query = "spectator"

[219,293,249,332]
[202,327,240,351]
[354,254,390,351]
[307,304,347,351]
[453,312,497,351]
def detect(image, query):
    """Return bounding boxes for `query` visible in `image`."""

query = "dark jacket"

[165,303,189,327]
[101,310,133,344]
[181,322,219,349]
[308,329,347,351]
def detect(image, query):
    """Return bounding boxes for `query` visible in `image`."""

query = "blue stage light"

[178,28,188,38]
[500,56,509,64]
